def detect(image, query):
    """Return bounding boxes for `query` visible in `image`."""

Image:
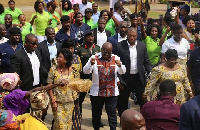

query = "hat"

[83,30,93,37]
[0,73,20,91]
[60,15,70,22]
[180,4,190,13]
[30,90,49,110]
[9,27,21,35]
[0,109,17,127]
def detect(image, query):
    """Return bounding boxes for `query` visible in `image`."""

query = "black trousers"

[79,92,87,114]
[90,96,118,130]
[117,74,145,117]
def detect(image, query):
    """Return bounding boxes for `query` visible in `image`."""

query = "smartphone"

[110,8,113,12]
[191,28,199,35]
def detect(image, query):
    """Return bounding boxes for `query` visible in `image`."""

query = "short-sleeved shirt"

[19,22,35,43]
[143,36,161,65]
[0,13,5,24]
[83,17,94,27]
[79,2,92,16]
[161,37,190,59]
[48,11,60,29]
[5,8,23,24]
[0,41,23,72]
[55,28,76,43]
[76,44,100,79]
[31,11,50,36]
[71,23,91,44]
[62,9,74,16]
[92,19,115,36]
[92,11,100,24]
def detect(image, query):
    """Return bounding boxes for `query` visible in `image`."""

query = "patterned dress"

[47,66,79,130]
[144,64,191,105]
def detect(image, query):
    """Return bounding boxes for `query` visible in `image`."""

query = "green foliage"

[190,1,200,8]
[158,0,167,4]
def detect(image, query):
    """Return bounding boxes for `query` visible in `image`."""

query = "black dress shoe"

[99,121,105,127]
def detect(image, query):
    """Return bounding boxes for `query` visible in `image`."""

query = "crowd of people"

[0,0,200,129]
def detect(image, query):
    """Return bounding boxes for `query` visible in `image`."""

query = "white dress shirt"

[161,37,190,59]
[96,28,107,48]
[128,41,138,74]
[79,2,92,15]
[47,41,57,61]
[83,52,126,96]
[118,33,127,42]
[26,51,40,86]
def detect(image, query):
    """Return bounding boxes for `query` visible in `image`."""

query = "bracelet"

[188,91,193,94]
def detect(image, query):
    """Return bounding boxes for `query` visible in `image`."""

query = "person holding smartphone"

[182,16,200,50]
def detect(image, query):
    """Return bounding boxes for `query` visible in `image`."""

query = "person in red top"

[141,79,180,130]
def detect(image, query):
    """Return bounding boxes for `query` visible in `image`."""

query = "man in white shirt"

[79,0,92,16]
[113,28,152,116]
[0,24,8,44]
[161,23,190,63]
[83,42,126,130]
[92,18,111,48]
[113,2,123,22]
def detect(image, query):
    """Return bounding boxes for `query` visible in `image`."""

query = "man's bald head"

[121,109,146,130]
[127,27,137,34]
[101,42,113,60]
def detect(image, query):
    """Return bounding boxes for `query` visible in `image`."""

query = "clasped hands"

[90,57,121,67]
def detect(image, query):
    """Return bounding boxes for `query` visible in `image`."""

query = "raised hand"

[90,57,96,65]
[115,60,121,67]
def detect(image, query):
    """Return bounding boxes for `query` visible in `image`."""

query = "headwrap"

[0,73,20,91]
[30,89,49,124]
[0,109,19,129]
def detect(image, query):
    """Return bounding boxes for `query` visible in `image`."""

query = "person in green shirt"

[4,0,23,25]
[0,4,5,24]
[30,1,51,43]
[162,14,172,41]
[59,0,74,17]
[83,8,94,27]
[47,1,60,33]
[18,14,35,44]
[140,19,170,66]
[92,10,120,36]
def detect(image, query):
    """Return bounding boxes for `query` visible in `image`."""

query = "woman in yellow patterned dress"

[48,48,79,130]
[143,49,194,105]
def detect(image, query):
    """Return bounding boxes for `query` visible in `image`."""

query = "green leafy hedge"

[190,1,200,8]
[158,0,167,4]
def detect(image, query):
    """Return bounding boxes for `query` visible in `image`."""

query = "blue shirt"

[71,23,91,45]
[55,28,76,43]
[47,41,57,61]
[92,11,100,24]
[0,41,23,72]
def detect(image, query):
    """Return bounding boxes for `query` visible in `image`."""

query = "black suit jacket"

[114,40,152,86]
[92,28,111,45]
[10,48,45,91]
[37,40,62,72]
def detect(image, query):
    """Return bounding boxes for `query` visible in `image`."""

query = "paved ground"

[44,94,140,129]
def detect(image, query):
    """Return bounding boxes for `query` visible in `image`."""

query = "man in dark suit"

[108,21,129,51]
[37,27,62,84]
[10,33,45,91]
[92,17,111,48]
[114,27,152,117]
[180,94,200,130]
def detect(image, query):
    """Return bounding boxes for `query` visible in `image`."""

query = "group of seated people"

[0,0,200,129]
